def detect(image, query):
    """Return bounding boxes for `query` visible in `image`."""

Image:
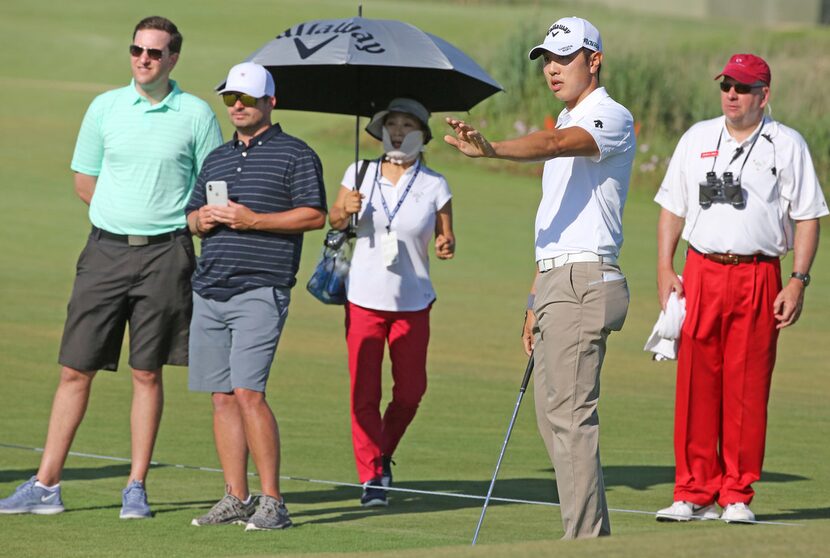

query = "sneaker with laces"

[120,480,151,519]
[360,479,388,507]
[656,500,719,522]
[721,502,755,523]
[245,495,292,531]
[0,476,64,515]
[191,492,256,526]
[381,456,395,488]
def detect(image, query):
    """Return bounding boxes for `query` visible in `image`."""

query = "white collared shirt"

[342,159,452,312]
[535,87,636,260]
[655,116,827,256]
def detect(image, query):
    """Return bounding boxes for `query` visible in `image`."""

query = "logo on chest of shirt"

[700,150,718,158]
[593,120,603,129]
[410,190,424,203]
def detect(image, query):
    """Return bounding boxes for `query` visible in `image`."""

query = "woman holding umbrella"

[328,98,455,507]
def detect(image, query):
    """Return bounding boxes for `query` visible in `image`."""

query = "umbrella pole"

[351,3,362,231]
[351,114,360,231]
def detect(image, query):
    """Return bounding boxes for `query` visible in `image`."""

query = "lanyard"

[375,160,421,232]
[710,119,766,178]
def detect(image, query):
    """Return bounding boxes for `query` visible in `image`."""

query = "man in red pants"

[654,54,827,523]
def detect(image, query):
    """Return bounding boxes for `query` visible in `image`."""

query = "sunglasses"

[719,81,764,94]
[221,92,262,107]
[129,44,165,61]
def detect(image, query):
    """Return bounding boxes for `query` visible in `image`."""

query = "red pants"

[345,302,430,483]
[674,249,781,507]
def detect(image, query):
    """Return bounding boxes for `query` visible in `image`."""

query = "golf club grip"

[519,351,534,392]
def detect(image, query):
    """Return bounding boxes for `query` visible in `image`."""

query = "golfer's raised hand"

[435,233,455,259]
[342,190,363,215]
[522,310,536,356]
[211,200,258,230]
[444,117,496,158]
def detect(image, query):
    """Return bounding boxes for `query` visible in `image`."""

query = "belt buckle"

[537,258,555,272]
[128,235,149,247]
[725,254,739,265]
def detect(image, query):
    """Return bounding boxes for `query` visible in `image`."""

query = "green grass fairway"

[1,1,828,556]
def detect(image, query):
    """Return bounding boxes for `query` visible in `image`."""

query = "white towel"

[644,289,686,361]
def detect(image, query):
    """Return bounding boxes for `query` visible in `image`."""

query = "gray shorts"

[59,229,195,372]
[188,287,290,393]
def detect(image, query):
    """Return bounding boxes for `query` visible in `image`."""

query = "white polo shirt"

[655,116,827,256]
[535,87,636,260]
[342,159,452,312]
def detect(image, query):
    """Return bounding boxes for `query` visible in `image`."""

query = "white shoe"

[721,502,755,523]
[656,500,720,522]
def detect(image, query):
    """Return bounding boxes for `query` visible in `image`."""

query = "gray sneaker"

[191,493,256,526]
[245,495,293,531]
[0,476,64,515]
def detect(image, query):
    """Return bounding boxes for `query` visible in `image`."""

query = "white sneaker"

[656,500,720,522]
[721,502,755,523]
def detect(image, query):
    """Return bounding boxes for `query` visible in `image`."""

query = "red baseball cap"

[715,54,771,86]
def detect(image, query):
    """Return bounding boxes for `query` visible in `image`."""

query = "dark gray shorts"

[58,230,196,372]
[188,287,290,393]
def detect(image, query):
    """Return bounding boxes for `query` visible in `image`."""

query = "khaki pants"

[531,261,629,539]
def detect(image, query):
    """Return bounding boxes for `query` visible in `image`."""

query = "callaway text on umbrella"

[226,16,502,117]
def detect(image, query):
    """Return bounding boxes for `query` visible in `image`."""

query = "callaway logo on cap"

[529,16,603,60]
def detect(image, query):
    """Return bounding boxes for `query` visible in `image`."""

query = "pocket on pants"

[600,267,629,332]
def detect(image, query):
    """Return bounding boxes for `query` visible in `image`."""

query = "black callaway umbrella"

[238,16,503,117]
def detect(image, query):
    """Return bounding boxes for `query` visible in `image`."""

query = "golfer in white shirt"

[445,16,635,539]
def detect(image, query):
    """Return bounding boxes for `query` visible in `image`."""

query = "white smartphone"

[206,180,229,206]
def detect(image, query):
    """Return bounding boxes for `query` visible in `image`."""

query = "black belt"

[91,226,189,247]
[689,245,777,265]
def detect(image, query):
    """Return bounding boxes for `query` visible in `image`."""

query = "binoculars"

[699,171,745,209]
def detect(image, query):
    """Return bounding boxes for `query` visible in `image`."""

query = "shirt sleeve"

[288,146,327,211]
[70,95,105,176]
[575,103,635,163]
[433,175,452,212]
[341,160,377,192]
[779,130,829,220]
[193,110,223,175]
[654,131,691,218]
[186,156,212,214]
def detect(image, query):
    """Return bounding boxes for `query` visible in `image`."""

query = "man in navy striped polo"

[185,62,326,531]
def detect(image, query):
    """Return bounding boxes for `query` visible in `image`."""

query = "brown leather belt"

[690,245,777,265]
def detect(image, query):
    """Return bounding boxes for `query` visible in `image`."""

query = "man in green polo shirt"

[0,16,222,519]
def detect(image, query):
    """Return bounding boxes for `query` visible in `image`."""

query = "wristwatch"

[790,272,811,287]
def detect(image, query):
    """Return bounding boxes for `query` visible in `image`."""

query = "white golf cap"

[218,62,275,97]
[528,17,603,60]
[366,98,432,143]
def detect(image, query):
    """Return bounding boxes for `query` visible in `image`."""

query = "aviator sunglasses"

[129,44,165,61]
[719,81,764,94]
[222,93,262,107]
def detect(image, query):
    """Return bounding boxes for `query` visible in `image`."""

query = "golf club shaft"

[472,352,535,545]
